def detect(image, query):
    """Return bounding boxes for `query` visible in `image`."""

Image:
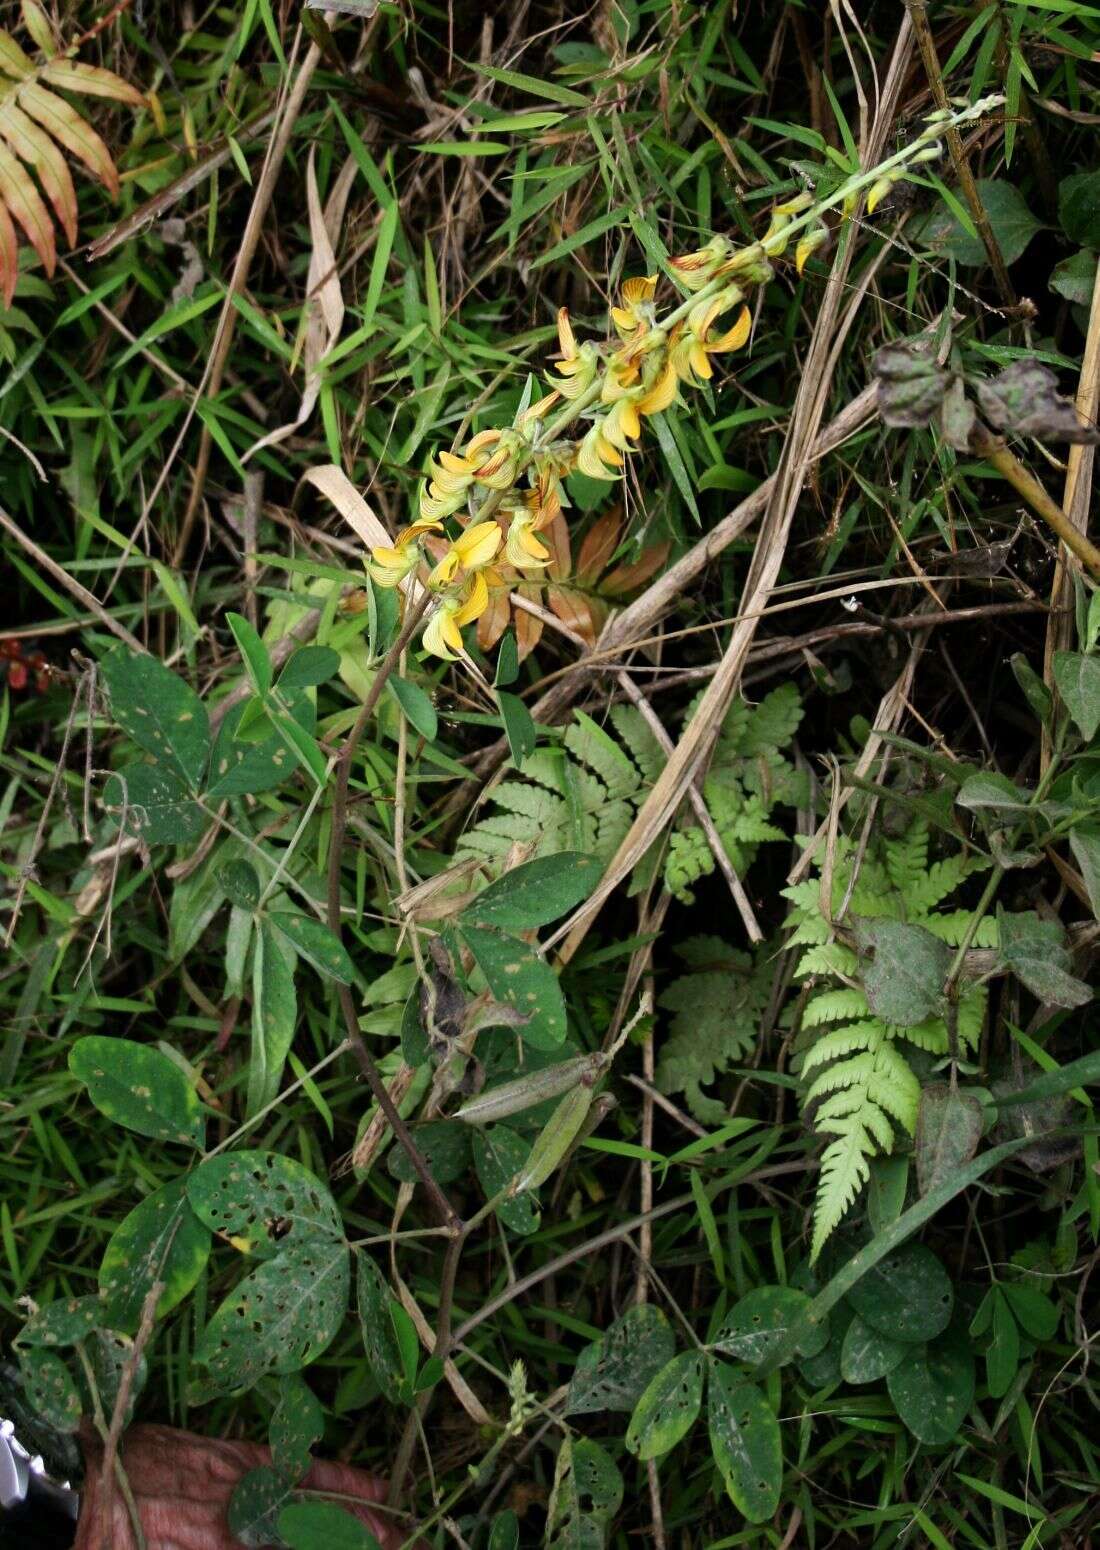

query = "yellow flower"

[554,307,600,400]
[602,395,642,453]
[636,358,678,417]
[795,225,830,274]
[577,417,624,480]
[610,274,658,337]
[505,509,551,568]
[367,519,441,588]
[761,190,813,256]
[670,236,731,291]
[423,573,491,660]
[427,520,502,590]
[670,296,751,386]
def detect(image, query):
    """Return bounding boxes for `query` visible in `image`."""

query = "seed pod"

[511,1085,595,1194]
[455,1052,607,1125]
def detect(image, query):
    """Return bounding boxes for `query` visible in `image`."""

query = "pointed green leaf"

[464,853,603,931]
[713,1286,828,1369]
[277,645,340,690]
[69,1036,204,1148]
[279,1502,380,1549]
[472,1124,541,1235]
[461,923,567,1048]
[249,921,298,1115]
[271,1374,324,1482]
[101,648,210,789]
[16,1349,81,1433]
[387,674,438,743]
[268,910,355,984]
[707,1363,782,1523]
[186,1151,342,1252]
[99,1179,211,1331]
[986,1289,1019,1399]
[625,1351,704,1460]
[227,611,273,696]
[1054,650,1100,741]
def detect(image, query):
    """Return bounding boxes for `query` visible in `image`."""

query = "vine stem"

[325,591,460,1228]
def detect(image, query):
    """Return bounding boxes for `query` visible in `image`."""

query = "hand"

[75,1423,402,1550]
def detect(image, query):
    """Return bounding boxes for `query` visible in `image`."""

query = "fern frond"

[609,704,664,784]
[565,711,642,801]
[656,944,770,1123]
[802,987,870,1027]
[805,1052,878,1104]
[738,682,803,755]
[812,1123,875,1260]
[0,3,143,305]
[800,1021,884,1073]
[908,854,986,915]
[921,909,999,947]
[885,820,929,894]
[795,942,859,978]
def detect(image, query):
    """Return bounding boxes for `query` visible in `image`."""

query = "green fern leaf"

[802,988,870,1027]
[812,1123,876,1260]
[656,942,769,1123]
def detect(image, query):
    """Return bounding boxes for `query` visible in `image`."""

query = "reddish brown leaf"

[544,511,571,581]
[0,195,17,305]
[41,58,145,108]
[515,584,544,661]
[0,136,53,272]
[19,82,119,196]
[0,99,76,244]
[546,584,596,646]
[477,584,510,652]
[575,505,624,584]
[601,541,670,597]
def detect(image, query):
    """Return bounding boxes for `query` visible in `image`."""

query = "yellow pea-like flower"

[577,418,624,480]
[505,510,551,569]
[427,520,503,591]
[610,274,658,336]
[423,573,492,660]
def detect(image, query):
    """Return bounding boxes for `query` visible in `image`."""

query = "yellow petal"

[577,422,619,480]
[557,306,577,359]
[706,305,751,355]
[454,521,503,570]
[453,571,489,627]
[597,432,624,467]
[690,341,712,380]
[466,429,501,457]
[610,305,637,331]
[622,274,657,306]
[637,361,677,416]
[423,604,461,660]
[428,549,461,589]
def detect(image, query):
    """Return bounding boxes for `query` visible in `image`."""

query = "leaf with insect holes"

[997,909,1091,1008]
[17,1295,105,1348]
[99,1178,211,1332]
[915,1084,983,1196]
[464,852,603,931]
[271,1373,325,1482]
[461,924,567,1049]
[227,1467,291,1549]
[101,649,210,791]
[707,1363,782,1523]
[976,361,1100,445]
[269,911,355,984]
[472,1124,541,1235]
[15,1348,81,1433]
[625,1352,704,1461]
[186,1152,342,1254]
[69,1036,205,1148]
[355,1252,406,1398]
[567,1304,676,1416]
[546,1436,622,1550]
[846,1242,954,1344]
[0,6,143,304]
[713,1286,828,1369]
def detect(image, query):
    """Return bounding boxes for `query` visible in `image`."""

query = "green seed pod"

[511,1085,595,1193]
[455,1053,607,1124]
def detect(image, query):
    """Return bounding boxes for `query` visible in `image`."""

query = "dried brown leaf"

[575,505,623,583]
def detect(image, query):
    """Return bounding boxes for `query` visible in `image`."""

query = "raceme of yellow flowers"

[366,100,991,660]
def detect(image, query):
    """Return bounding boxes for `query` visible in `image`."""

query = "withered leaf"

[975,361,1100,445]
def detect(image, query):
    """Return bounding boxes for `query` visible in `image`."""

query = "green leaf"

[277,645,340,690]
[846,1242,954,1344]
[625,1351,705,1461]
[387,1119,471,1186]
[269,911,355,984]
[916,178,1041,267]
[707,1363,782,1523]
[271,1374,325,1483]
[1078,824,1100,917]
[1051,248,1098,307]
[498,690,537,767]
[839,1316,908,1383]
[69,1036,204,1148]
[99,1179,212,1331]
[104,763,206,846]
[193,1234,350,1392]
[279,1503,381,1550]
[206,693,315,799]
[472,1124,541,1235]
[227,611,273,696]
[219,859,261,911]
[272,708,329,786]
[15,1348,81,1433]
[461,923,567,1048]
[956,770,1033,813]
[547,1436,623,1548]
[186,1152,342,1252]
[853,918,949,1027]
[494,631,519,688]
[887,1335,975,1445]
[998,909,1091,1009]
[1010,653,1054,729]
[18,1295,105,1348]
[464,853,603,931]
[567,1304,676,1415]
[1059,169,1100,249]
[1002,1284,1059,1341]
[489,1511,519,1550]
[387,675,438,742]
[712,1286,828,1368]
[249,921,299,1115]
[227,1466,291,1549]
[101,648,210,789]
[356,1253,406,1397]
[916,1084,983,1197]
[1053,650,1100,741]
[986,1289,1019,1399]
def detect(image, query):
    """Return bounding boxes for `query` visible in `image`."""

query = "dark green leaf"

[356,1253,405,1398]
[271,1374,324,1483]
[15,1348,81,1433]
[219,859,261,911]
[998,909,1091,1009]
[887,1335,975,1445]
[387,674,438,742]
[99,1179,211,1331]
[707,1363,782,1523]
[461,924,567,1048]
[1059,169,1100,249]
[498,690,537,766]
[269,911,355,984]
[387,1119,470,1185]
[104,763,206,845]
[1010,653,1054,729]
[69,1036,204,1148]
[840,1316,908,1383]
[567,1304,676,1415]
[279,1503,381,1550]
[916,179,1041,266]
[464,853,603,931]
[18,1295,105,1348]
[853,919,949,1027]
[494,631,519,688]
[472,1124,540,1235]
[250,921,298,1115]
[625,1351,704,1460]
[227,1466,291,1548]
[986,1289,1019,1399]
[1002,1284,1059,1341]
[206,693,315,800]
[956,770,1033,814]
[1070,825,1100,921]
[277,645,340,690]
[489,1510,520,1550]
[846,1243,954,1344]
[1051,248,1098,307]
[916,1084,983,1196]
[101,648,210,789]
[713,1286,828,1368]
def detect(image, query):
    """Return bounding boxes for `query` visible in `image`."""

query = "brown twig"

[971,422,1100,581]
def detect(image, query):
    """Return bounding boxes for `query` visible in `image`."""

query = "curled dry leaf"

[0,1,145,306]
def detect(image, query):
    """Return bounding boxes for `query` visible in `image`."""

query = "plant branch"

[971,422,1100,581]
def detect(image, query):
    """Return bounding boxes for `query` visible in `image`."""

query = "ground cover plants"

[2,0,1100,1545]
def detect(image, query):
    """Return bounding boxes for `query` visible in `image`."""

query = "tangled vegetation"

[2,0,1100,1546]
